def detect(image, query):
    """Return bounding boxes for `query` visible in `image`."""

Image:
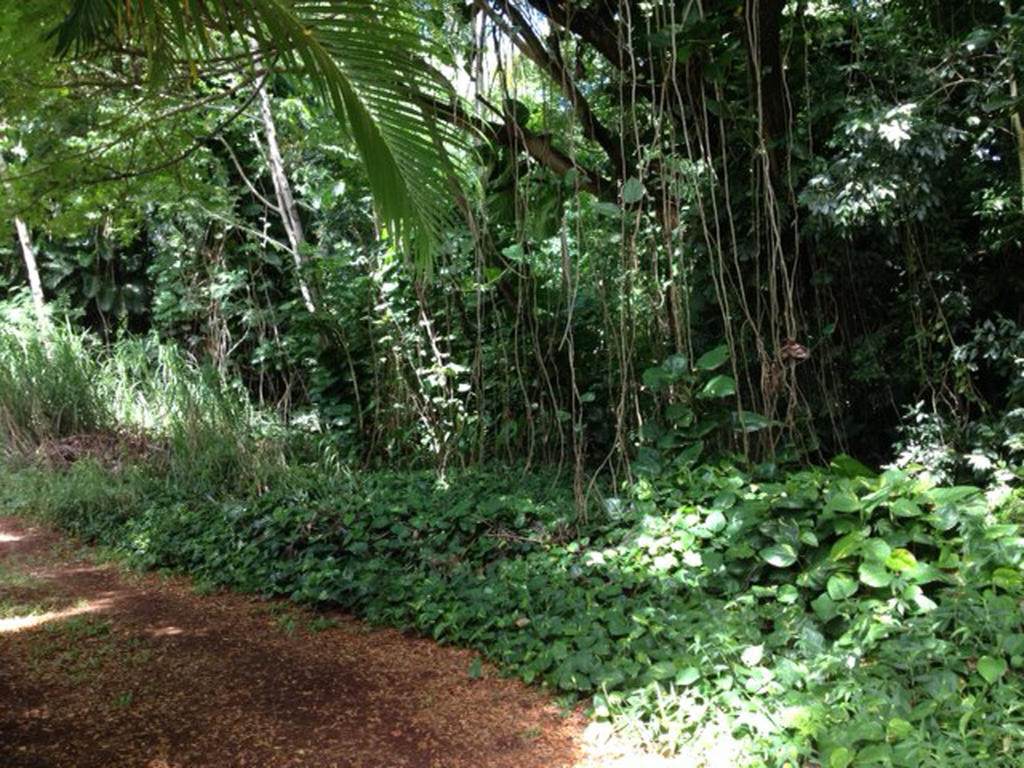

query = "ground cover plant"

[3,321,1023,765]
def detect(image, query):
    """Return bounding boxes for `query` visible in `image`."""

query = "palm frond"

[52,0,468,264]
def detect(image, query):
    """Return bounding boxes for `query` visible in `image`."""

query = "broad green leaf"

[889,498,922,518]
[926,486,980,505]
[860,538,892,562]
[733,411,772,432]
[830,454,876,479]
[859,561,893,588]
[993,567,1023,591]
[759,544,798,568]
[856,743,893,764]
[848,721,885,742]
[740,644,764,666]
[885,548,917,572]
[642,366,671,391]
[663,354,688,376]
[886,717,914,741]
[622,177,646,203]
[830,531,866,561]
[591,201,621,217]
[826,491,862,513]
[777,584,800,604]
[811,592,838,621]
[704,509,727,532]
[700,374,737,398]
[827,573,858,600]
[904,562,946,585]
[695,344,729,370]
[977,655,1007,684]
[675,666,700,685]
[649,660,676,680]
[829,747,852,768]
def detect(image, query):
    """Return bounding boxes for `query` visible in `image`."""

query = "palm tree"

[51,0,466,262]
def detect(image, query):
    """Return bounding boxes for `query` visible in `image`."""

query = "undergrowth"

[0,307,279,495]
[2,318,1023,766]
[3,456,1023,766]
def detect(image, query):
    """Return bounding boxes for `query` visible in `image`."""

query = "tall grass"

[0,297,277,495]
[0,307,104,452]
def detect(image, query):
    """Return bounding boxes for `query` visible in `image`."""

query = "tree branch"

[421,95,611,195]
[475,0,627,179]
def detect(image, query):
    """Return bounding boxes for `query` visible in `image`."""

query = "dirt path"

[0,515,622,768]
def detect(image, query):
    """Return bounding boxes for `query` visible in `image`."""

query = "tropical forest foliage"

[2,0,1023,765]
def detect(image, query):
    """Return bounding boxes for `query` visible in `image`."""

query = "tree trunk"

[255,76,317,313]
[1005,0,1024,211]
[14,217,51,337]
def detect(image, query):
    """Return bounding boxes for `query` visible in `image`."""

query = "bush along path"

[2,457,1024,766]
[0,514,633,768]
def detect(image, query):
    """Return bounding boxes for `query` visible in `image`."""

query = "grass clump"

[0,302,277,497]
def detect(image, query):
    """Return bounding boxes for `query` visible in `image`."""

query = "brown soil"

[0,515,637,768]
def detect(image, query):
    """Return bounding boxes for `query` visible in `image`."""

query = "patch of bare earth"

[0,515,659,768]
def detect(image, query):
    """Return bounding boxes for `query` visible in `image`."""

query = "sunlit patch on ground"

[0,532,24,543]
[0,597,111,633]
[148,625,184,637]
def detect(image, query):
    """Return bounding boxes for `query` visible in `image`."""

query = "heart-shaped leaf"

[760,544,798,568]
[978,655,1007,684]
[859,561,893,588]
[827,573,859,600]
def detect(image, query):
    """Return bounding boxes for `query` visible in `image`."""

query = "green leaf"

[830,531,866,561]
[827,573,859,600]
[826,492,863,513]
[860,538,892,562]
[830,454,876,479]
[591,201,622,217]
[885,548,917,572]
[704,509,727,532]
[993,567,1023,591]
[759,544,798,568]
[889,498,922,518]
[926,486,980,505]
[858,561,893,588]
[675,666,700,685]
[977,655,1007,684]
[642,366,671,391]
[733,411,772,432]
[649,660,676,680]
[829,747,853,768]
[56,0,469,266]
[622,177,646,203]
[777,584,800,604]
[695,344,729,371]
[855,743,893,764]
[811,592,838,621]
[699,374,737,398]
[904,562,946,585]
[886,717,914,742]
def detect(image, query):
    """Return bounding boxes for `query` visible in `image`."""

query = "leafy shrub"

[4,450,1022,766]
